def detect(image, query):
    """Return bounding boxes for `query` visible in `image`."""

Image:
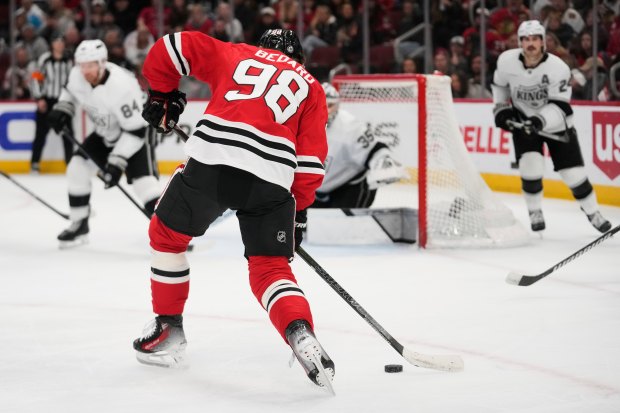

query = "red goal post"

[331,74,528,248]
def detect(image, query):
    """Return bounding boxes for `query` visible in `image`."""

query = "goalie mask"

[322,82,340,126]
[517,20,546,50]
[258,29,305,65]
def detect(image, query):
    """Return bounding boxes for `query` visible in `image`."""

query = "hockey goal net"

[331,74,528,248]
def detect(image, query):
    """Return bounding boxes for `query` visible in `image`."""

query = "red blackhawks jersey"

[142,31,328,211]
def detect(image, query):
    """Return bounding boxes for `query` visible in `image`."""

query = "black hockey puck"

[384,364,403,373]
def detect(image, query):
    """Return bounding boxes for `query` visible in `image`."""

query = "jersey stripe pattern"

[31,52,72,99]
[261,280,305,314]
[142,31,328,211]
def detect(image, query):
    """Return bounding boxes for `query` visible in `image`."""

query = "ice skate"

[133,315,187,368]
[57,218,89,249]
[528,209,545,232]
[286,320,335,395]
[583,209,612,233]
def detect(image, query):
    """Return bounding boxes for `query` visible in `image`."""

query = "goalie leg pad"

[249,256,313,342]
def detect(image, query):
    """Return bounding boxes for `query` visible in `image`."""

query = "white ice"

[1,174,619,413]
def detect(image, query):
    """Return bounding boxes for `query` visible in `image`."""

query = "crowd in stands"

[1,0,619,100]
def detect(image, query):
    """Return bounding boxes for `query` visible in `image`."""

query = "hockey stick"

[506,120,569,142]
[170,125,463,371]
[296,247,464,372]
[0,170,70,220]
[506,224,620,286]
[60,130,151,219]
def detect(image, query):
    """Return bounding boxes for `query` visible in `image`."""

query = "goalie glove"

[366,149,408,190]
[142,89,187,133]
[493,103,517,131]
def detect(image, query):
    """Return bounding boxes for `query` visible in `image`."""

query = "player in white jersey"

[48,39,161,247]
[312,82,407,208]
[492,20,611,234]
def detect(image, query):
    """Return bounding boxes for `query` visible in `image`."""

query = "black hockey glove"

[294,209,308,251]
[493,103,516,131]
[522,116,544,136]
[142,89,187,133]
[102,154,127,189]
[48,101,75,134]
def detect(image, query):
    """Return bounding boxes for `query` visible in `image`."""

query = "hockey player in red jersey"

[133,29,334,391]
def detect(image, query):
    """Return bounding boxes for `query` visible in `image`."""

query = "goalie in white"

[48,40,161,247]
[312,82,408,208]
[492,20,611,234]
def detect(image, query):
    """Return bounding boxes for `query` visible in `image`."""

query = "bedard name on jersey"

[134,30,334,391]
[492,20,611,234]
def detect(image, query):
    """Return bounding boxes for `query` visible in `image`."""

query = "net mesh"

[332,75,528,248]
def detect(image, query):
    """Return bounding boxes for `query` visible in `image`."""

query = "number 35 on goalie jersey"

[142,31,328,210]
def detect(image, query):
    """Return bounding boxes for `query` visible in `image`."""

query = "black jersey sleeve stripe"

[297,160,324,169]
[168,34,188,76]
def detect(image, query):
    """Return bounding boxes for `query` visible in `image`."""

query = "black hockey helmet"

[258,29,305,65]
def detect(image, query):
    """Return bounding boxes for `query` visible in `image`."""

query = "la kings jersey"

[59,62,147,146]
[492,49,573,134]
[318,109,372,193]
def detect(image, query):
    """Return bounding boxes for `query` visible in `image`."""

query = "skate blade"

[309,352,335,396]
[136,350,187,369]
[58,235,88,249]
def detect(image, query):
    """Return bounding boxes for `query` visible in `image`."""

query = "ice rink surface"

[1,174,619,413]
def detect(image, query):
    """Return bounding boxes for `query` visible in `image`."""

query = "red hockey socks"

[248,256,314,342]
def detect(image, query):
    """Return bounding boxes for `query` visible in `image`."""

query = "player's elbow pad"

[491,83,510,103]
[111,129,145,160]
[539,103,568,133]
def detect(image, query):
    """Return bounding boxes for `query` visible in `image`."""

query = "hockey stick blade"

[170,125,464,371]
[505,270,543,286]
[297,247,464,373]
[506,224,619,286]
[402,347,464,372]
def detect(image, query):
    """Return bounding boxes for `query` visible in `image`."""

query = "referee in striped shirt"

[30,33,74,173]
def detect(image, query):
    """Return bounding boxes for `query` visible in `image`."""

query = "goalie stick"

[170,126,463,371]
[506,224,619,286]
[0,170,69,220]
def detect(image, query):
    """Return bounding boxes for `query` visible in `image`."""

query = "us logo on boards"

[592,111,620,180]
